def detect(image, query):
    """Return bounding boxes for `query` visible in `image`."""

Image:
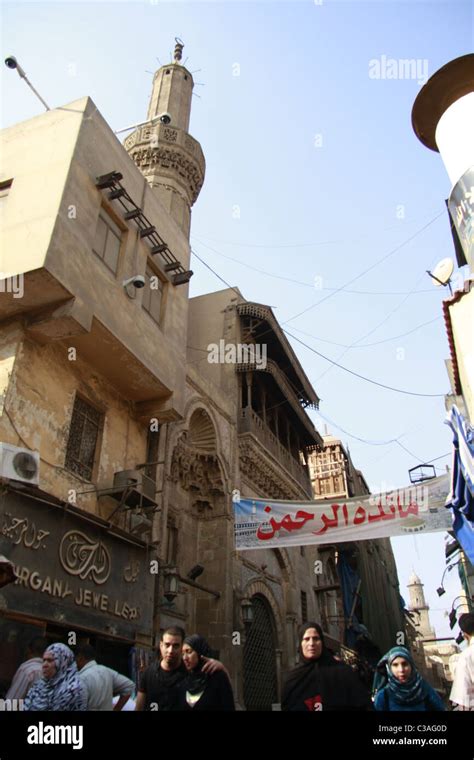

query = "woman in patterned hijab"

[24,643,86,711]
[372,646,444,711]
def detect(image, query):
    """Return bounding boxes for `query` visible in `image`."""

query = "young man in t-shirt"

[135,626,225,711]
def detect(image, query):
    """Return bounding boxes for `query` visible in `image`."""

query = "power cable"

[191,248,447,398]
[287,316,442,349]
[282,211,445,324]
[283,328,446,398]
[191,236,437,297]
[192,210,441,249]
[315,266,429,382]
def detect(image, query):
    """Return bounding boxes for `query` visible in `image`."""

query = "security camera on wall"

[158,113,172,125]
[123,275,145,289]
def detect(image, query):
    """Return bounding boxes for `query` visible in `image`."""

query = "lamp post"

[436,560,460,596]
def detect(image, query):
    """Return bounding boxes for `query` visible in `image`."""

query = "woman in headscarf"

[372,646,444,711]
[24,643,87,711]
[282,622,370,711]
[177,634,235,711]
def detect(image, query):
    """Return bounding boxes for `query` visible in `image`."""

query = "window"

[301,590,308,622]
[65,396,103,480]
[142,266,164,325]
[92,210,122,273]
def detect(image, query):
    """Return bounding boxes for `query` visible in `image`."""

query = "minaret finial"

[174,38,184,63]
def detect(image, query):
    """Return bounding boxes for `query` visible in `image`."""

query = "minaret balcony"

[123,122,205,206]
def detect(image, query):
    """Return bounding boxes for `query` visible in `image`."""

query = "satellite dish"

[426,257,454,294]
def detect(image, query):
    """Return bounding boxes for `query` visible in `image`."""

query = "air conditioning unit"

[0,443,40,485]
[113,469,156,500]
[129,511,152,538]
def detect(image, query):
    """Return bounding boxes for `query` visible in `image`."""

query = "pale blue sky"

[2,0,473,640]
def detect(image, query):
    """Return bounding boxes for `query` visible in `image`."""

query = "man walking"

[76,644,135,711]
[450,613,474,711]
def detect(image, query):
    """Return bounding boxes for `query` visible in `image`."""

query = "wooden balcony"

[238,407,312,496]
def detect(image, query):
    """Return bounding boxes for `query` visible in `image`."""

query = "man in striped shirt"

[5,637,47,701]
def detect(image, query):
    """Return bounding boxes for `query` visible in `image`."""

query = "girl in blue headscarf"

[372,646,444,711]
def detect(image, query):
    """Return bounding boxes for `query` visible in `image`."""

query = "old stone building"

[0,48,198,689]
[307,435,407,656]
[1,43,404,708]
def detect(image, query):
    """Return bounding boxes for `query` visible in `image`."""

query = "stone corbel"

[26,297,93,343]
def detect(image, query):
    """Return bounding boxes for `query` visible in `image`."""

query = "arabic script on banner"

[234,475,452,550]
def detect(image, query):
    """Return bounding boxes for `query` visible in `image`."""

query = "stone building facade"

[1,44,404,708]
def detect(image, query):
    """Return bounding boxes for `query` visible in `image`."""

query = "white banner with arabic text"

[233,475,452,550]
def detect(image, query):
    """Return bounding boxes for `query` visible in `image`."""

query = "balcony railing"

[238,407,312,495]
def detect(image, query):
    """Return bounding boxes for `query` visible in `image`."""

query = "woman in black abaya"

[282,622,370,711]
[178,634,235,711]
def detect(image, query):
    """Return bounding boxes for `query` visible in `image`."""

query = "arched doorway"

[243,594,278,710]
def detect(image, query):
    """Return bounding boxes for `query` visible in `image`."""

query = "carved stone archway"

[169,408,226,512]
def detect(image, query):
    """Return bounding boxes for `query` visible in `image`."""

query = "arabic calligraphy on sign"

[312,497,420,536]
[256,506,315,541]
[124,560,140,583]
[1,513,50,550]
[59,531,111,585]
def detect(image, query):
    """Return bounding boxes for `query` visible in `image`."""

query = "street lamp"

[241,598,254,627]
[408,464,436,484]
[448,597,468,629]
[436,560,460,596]
[4,56,51,111]
[163,567,180,603]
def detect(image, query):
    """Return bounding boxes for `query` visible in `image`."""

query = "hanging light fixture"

[163,567,180,602]
[241,598,254,627]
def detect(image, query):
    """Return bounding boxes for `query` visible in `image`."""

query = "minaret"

[407,571,436,640]
[123,40,205,240]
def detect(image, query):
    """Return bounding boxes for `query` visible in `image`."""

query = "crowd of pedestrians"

[2,616,472,711]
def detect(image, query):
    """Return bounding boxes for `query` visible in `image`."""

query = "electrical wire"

[191,249,447,398]
[314,266,429,382]
[284,328,446,398]
[191,236,437,297]
[287,316,443,349]
[282,210,445,324]
[192,210,441,249]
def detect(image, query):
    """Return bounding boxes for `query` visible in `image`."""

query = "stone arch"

[272,548,293,584]
[188,408,216,451]
[173,397,231,488]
